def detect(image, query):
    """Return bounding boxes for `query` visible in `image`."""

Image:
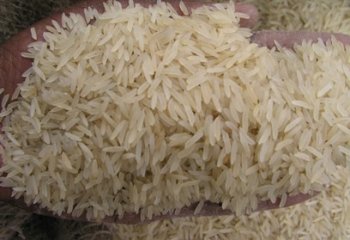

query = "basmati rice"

[30,27,37,40]
[0,1,350,228]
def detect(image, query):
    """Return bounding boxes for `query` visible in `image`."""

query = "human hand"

[0,0,343,224]
[0,0,258,97]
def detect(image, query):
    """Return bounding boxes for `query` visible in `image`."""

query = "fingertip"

[257,192,317,211]
[235,2,259,28]
[250,30,272,47]
[251,30,298,48]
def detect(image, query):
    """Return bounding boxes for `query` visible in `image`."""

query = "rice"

[243,0,350,34]
[5,1,345,240]
[30,27,37,40]
[111,165,350,240]
[1,0,350,227]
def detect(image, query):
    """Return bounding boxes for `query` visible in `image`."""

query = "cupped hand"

[0,0,345,225]
[0,0,258,97]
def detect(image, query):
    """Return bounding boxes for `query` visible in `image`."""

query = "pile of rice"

[1,0,350,236]
[244,0,350,33]
[106,1,350,239]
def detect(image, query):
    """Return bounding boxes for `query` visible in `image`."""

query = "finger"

[256,192,317,211]
[0,0,258,97]
[42,0,258,32]
[73,0,258,29]
[251,30,350,48]
[3,0,258,58]
[235,2,258,29]
[111,193,316,224]
[1,189,315,224]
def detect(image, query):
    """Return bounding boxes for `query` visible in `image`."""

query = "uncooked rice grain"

[0,1,350,225]
[30,27,37,40]
[37,1,350,240]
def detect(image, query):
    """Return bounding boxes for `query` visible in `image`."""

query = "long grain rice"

[0,1,350,226]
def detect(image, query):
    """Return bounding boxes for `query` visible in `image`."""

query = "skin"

[251,30,350,48]
[0,0,347,224]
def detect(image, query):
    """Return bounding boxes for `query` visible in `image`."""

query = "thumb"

[251,30,350,48]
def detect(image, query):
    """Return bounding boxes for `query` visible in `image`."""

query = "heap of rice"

[244,0,350,33]
[1,0,350,227]
[1,0,350,239]
[103,1,350,239]
[110,165,350,239]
